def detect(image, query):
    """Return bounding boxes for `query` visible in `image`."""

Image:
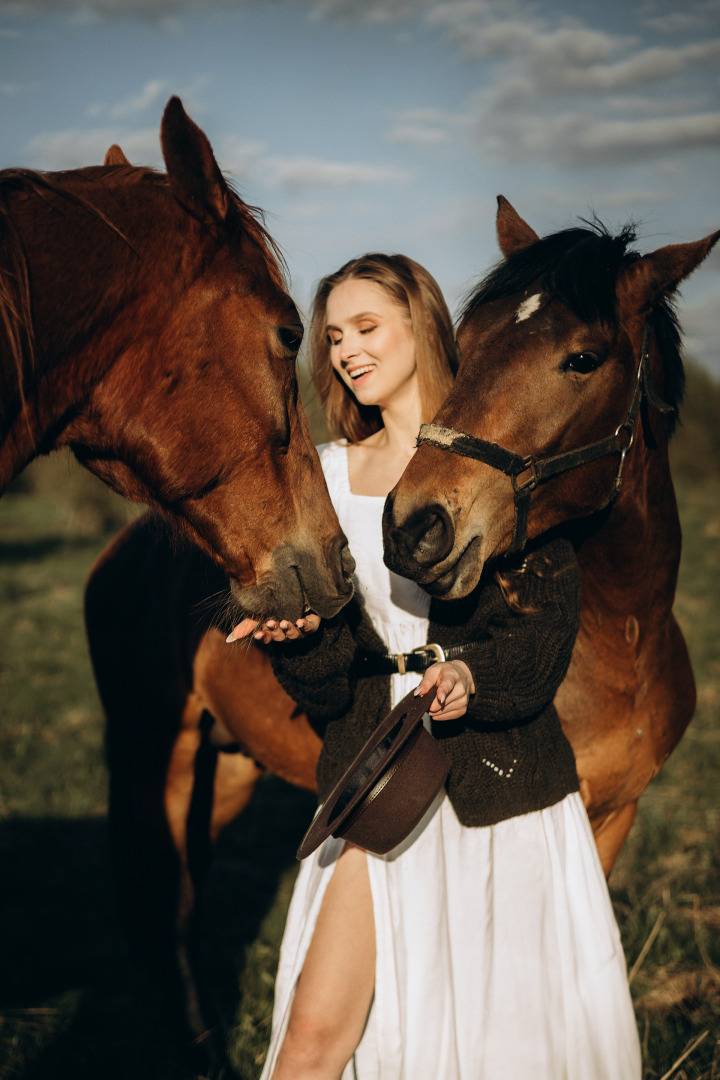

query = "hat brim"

[297,686,447,859]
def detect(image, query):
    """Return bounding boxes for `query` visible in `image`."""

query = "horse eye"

[278,323,304,355]
[563,351,602,375]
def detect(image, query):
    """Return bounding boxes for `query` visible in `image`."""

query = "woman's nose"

[338,336,359,363]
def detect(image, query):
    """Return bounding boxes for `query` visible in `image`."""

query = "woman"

[227,254,641,1080]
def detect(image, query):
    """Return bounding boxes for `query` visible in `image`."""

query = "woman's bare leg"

[270,844,376,1080]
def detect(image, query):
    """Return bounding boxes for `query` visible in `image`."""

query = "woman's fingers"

[225,618,259,642]
[415,661,475,720]
[225,613,321,644]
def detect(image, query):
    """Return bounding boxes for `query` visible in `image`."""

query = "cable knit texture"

[269,537,580,827]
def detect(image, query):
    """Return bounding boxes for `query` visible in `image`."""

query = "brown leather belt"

[360,641,479,676]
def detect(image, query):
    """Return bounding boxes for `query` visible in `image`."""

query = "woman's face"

[325,278,418,410]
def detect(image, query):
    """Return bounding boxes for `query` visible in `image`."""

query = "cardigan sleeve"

[439,538,580,728]
[267,596,388,722]
[267,611,356,720]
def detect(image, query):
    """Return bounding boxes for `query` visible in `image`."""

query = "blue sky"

[1,0,719,371]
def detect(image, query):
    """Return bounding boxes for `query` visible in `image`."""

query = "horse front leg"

[162,704,263,1064]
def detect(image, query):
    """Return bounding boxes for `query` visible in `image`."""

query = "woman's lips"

[348,363,376,381]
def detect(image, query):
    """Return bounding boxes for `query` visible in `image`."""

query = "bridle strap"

[417,315,673,554]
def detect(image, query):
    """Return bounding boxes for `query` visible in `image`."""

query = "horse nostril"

[414,507,454,566]
[333,535,356,584]
[341,542,356,581]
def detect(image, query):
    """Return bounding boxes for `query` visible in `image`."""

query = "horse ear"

[104,144,130,166]
[496,195,539,256]
[617,231,720,311]
[160,96,231,224]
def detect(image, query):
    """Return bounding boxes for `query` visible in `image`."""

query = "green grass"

[1,438,719,1078]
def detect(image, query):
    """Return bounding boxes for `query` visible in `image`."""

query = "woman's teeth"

[350,365,375,379]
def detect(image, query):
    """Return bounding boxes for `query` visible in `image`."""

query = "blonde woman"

[228,254,640,1080]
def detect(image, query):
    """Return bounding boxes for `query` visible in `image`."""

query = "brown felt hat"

[296,687,450,859]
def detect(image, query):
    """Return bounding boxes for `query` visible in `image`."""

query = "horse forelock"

[460,219,684,433]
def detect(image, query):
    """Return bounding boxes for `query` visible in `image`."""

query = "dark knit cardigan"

[270,537,581,828]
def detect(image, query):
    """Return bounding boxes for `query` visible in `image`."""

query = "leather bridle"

[416,316,674,555]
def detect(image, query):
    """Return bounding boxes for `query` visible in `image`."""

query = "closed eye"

[278,323,304,356]
[561,351,602,375]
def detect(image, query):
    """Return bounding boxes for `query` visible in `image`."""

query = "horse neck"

[576,424,681,619]
[0,182,162,491]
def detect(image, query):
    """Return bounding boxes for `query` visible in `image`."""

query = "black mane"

[460,220,684,431]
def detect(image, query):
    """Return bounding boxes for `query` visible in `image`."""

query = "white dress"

[260,441,641,1080]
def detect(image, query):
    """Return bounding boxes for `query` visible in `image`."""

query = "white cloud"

[23,126,162,169]
[110,78,172,118]
[217,134,267,180]
[571,113,720,160]
[535,40,720,94]
[386,106,458,148]
[308,0,430,22]
[642,1,720,35]
[263,155,408,191]
[416,5,720,170]
[467,103,720,167]
[387,123,451,147]
[82,75,209,121]
[1,81,41,93]
[21,122,409,195]
[0,0,432,19]
[606,94,711,116]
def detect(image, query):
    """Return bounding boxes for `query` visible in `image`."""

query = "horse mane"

[460,220,684,433]
[0,162,288,413]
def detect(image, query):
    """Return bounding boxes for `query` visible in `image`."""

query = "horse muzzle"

[230,535,355,621]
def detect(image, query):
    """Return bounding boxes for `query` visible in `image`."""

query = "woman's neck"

[374,394,424,450]
[346,401,424,497]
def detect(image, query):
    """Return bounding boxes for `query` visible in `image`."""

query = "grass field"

[1,369,719,1079]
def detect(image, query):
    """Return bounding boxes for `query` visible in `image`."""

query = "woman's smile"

[346,362,376,382]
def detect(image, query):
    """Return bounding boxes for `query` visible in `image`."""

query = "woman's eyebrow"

[326,311,381,331]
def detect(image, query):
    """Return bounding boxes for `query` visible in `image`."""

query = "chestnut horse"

[86,200,717,1056]
[384,197,719,873]
[0,95,351,624]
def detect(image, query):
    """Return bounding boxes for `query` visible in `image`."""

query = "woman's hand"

[226,613,321,644]
[414,661,475,722]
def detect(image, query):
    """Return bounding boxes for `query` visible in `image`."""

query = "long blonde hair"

[309,253,458,442]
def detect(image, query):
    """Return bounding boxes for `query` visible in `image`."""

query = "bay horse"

[85,200,717,1059]
[0,95,352,625]
[384,196,720,873]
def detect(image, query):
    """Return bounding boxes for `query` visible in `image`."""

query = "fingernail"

[279,621,289,630]
[225,633,236,644]
[266,621,277,629]
[254,631,263,639]
[438,691,446,705]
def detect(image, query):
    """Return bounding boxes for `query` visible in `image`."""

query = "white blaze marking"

[515,293,543,323]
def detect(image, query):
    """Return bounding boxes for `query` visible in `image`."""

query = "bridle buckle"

[512,457,539,495]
